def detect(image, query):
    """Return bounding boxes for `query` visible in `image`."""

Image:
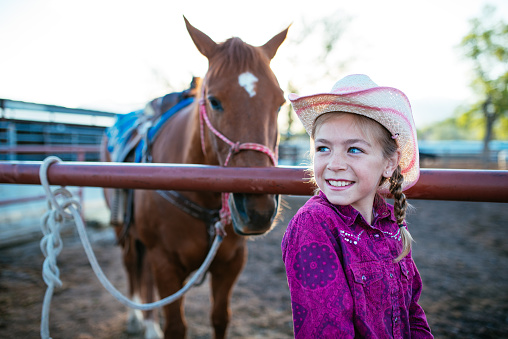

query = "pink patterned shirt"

[282,191,433,338]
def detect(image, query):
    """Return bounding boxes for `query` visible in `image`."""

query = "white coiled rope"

[39,156,224,339]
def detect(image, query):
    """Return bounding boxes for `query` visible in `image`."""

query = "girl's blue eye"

[316,146,330,153]
[348,147,363,154]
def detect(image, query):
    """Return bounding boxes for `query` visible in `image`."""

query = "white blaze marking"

[238,72,258,97]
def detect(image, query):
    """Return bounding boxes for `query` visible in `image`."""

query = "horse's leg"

[122,235,163,338]
[149,248,187,339]
[141,255,163,339]
[121,236,145,334]
[209,244,247,339]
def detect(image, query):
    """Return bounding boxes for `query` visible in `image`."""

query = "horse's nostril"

[232,193,249,222]
[230,193,279,233]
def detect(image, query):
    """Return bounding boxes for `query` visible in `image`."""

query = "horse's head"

[185,17,288,235]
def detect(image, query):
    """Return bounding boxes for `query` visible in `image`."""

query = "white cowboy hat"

[288,74,419,192]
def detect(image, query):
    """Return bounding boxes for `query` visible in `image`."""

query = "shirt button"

[390,273,394,278]
[362,275,366,281]
[394,317,398,323]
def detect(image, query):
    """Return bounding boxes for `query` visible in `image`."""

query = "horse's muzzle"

[229,193,280,235]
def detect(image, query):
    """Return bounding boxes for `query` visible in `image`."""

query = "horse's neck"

[187,105,220,166]
[151,103,222,209]
[181,104,223,210]
[152,103,218,166]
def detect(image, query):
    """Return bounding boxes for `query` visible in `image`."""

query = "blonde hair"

[311,112,413,262]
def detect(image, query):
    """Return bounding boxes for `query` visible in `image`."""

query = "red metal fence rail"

[0,161,507,203]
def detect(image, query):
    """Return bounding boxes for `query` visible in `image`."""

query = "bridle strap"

[198,96,278,229]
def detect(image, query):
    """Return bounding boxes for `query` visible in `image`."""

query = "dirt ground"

[1,195,508,338]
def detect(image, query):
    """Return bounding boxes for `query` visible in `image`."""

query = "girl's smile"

[327,179,354,188]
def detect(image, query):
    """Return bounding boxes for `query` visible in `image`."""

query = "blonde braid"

[390,165,413,262]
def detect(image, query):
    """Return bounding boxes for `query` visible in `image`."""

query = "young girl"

[282,74,433,338]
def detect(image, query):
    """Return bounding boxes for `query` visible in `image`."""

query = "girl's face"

[312,113,399,222]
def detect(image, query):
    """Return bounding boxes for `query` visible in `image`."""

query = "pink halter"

[198,95,278,232]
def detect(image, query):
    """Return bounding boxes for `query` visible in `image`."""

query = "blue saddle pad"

[106,109,143,154]
[106,96,194,162]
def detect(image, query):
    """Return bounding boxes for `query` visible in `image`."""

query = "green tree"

[459,5,508,161]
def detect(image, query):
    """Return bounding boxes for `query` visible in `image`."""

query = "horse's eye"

[208,96,223,112]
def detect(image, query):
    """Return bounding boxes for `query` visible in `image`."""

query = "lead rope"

[39,157,78,339]
[199,97,277,234]
[38,156,224,339]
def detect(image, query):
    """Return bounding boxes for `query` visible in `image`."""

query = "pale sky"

[1,0,507,128]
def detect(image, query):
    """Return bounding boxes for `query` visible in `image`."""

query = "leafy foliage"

[457,5,508,156]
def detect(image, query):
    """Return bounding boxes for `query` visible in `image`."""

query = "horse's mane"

[208,38,266,77]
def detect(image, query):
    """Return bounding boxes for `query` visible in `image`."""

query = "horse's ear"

[261,25,290,60]
[184,16,217,59]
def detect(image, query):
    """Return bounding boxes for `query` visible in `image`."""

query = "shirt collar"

[317,191,396,226]
[372,194,397,224]
[317,191,359,227]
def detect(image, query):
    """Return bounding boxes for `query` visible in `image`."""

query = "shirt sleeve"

[282,210,354,338]
[407,259,434,338]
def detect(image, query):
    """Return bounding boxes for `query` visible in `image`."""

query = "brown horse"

[101,17,288,338]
